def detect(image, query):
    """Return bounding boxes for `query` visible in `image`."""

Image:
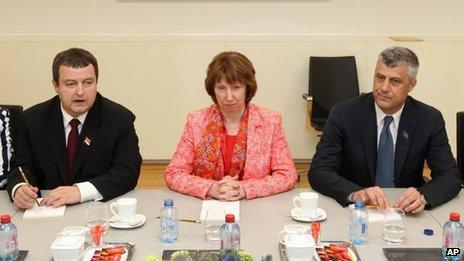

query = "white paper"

[348,204,384,223]
[199,200,240,221]
[23,198,66,219]
[365,208,385,223]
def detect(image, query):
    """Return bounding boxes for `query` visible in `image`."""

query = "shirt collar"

[375,103,404,128]
[60,104,88,128]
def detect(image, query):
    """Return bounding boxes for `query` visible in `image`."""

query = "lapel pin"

[84,137,92,146]
[402,131,409,139]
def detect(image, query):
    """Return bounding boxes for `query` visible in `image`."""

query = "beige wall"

[1,1,463,160]
[1,38,463,160]
[2,1,464,36]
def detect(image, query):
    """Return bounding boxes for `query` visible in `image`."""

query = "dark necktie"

[376,116,394,187]
[66,119,80,185]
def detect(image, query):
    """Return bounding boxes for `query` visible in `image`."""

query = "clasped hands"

[351,186,426,214]
[207,175,246,201]
[13,185,81,209]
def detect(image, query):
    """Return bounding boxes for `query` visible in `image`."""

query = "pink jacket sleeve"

[164,113,215,199]
[241,114,298,199]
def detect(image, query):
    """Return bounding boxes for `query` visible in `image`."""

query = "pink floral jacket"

[165,103,297,199]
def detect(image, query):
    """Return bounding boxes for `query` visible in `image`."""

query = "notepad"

[23,198,66,219]
[200,200,240,221]
[348,204,384,222]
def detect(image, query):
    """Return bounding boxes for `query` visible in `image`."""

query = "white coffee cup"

[293,192,318,218]
[278,224,311,244]
[110,198,137,224]
[284,233,315,261]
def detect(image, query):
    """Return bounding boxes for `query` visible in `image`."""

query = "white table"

[428,190,464,227]
[0,190,17,217]
[7,188,448,260]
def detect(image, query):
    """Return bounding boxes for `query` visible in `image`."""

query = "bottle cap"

[225,214,235,222]
[450,212,460,222]
[164,199,173,207]
[0,214,11,223]
[423,228,434,236]
[354,200,364,208]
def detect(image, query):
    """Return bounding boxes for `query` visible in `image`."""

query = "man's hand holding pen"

[13,184,39,209]
[13,166,41,209]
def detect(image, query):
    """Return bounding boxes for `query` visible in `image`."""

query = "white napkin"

[199,200,240,221]
[348,204,384,223]
[23,198,66,219]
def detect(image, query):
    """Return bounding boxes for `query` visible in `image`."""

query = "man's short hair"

[378,46,419,80]
[52,48,99,83]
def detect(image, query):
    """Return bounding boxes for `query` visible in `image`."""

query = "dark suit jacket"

[308,93,461,209]
[7,93,142,201]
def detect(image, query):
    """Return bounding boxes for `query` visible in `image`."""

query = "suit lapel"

[361,94,377,182]
[71,95,101,178]
[394,97,417,185]
[45,98,67,184]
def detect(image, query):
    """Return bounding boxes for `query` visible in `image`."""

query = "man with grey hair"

[309,46,461,214]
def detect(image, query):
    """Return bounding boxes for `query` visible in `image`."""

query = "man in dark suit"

[309,46,461,214]
[7,48,142,209]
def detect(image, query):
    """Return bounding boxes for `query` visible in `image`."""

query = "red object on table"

[311,221,321,244]
[91,224,103,247]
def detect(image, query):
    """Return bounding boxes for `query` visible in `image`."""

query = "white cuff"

[347,192,355,202]
[12,182,26,199]
[74,182,103,203]
[421,194,427,206]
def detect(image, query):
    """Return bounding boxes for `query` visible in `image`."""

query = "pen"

[18,166,41,207]
[155,216,201,224]
[366,204,395,209]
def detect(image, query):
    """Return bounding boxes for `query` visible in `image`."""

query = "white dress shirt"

[374,103,404,150]
[61,105,103,202]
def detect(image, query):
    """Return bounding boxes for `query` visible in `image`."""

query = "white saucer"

[291,207,327,222]
[109,214,146,229]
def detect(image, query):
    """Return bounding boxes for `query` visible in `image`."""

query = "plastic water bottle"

[220,214,240,250]
[442,212,464,261]
[159,199,178,243]
[349,201,368,245]
[0,214,18,261]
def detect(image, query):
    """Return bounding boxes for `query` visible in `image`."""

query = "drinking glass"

[382,208,407,245]
[85,202,110,248]
[205,207,225,243]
